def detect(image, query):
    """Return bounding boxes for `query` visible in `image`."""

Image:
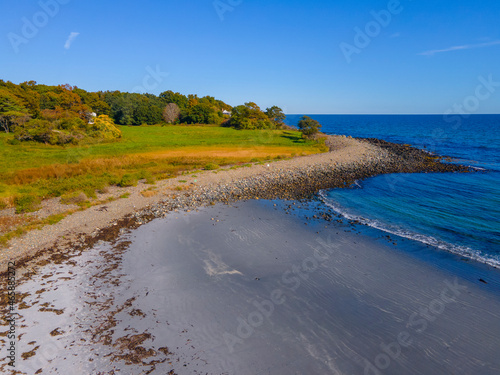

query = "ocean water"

[286,115,500,267]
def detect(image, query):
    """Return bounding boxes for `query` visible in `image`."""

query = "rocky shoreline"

[137,139,468,213]
[0,135,471,275]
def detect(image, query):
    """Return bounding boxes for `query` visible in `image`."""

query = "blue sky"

[1,0,499,114]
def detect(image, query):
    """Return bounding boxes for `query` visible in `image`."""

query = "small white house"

[222,110,231,116]
[88,112,97,124]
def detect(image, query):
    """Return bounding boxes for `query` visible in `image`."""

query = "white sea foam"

[469,166,487,171]
[318,190,500,268]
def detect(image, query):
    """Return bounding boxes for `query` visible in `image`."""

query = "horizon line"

[285,113,500,116]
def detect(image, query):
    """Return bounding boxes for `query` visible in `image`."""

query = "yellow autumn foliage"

[88,115,121,140]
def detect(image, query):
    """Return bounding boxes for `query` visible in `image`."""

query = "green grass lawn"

[0,125,326,212]
[0,125,318,172]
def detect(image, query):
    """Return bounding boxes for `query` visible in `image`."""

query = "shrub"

[119,174,137,187]
[7,139,20,145]
[88,115,121,141]
[265,106,286,128]
[58,117,87,131]
[138,170,156,184]
[45,214,66,225]
[297,116,321,138]
[14,194,41,213]
[227,102,274,129]
[204,163,219,170]
[60,191,87,205]
[13,115,121,145]
[97,186,110,194]
[0,198,8,210]
[14,119,83,145]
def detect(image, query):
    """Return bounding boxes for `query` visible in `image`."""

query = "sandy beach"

[2,199,499,374]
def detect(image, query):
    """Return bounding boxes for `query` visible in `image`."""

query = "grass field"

[0,125,326,212]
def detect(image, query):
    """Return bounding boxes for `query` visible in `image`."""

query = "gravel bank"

[0,135,469,274]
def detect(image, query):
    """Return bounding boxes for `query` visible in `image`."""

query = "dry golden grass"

[6,158,132,185]
[139,145,317,159]
[0,197,14,209]
[140,190,158,198]
[5,146,313,185]
[0,215,32,234]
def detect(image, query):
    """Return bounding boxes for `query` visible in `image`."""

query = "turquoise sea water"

[286,115,500,267]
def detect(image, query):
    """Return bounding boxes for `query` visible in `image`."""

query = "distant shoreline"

[0,135,470,275]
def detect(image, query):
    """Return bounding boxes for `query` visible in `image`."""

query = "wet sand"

[2,200,499,374]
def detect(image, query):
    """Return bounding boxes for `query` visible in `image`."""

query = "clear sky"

[1,0,499,114]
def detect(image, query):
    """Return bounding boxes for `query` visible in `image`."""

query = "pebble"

[73,138,471,238]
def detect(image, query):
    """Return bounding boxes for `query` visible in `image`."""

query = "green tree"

[159,90,189,110]
[228,102,274,129]
[132,96,163,125]
[182,103,221,124]
[101,91,134,124]
[18,81,41,118]
[0,111,31,133]
[0,89,30,132]
[102,92,163,125]
[73,88,110,116]
[14,119,55,143]
[265,106,286,128]
[297,116,321,138]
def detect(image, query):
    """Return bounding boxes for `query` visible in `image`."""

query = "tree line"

[0,80,289,144]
